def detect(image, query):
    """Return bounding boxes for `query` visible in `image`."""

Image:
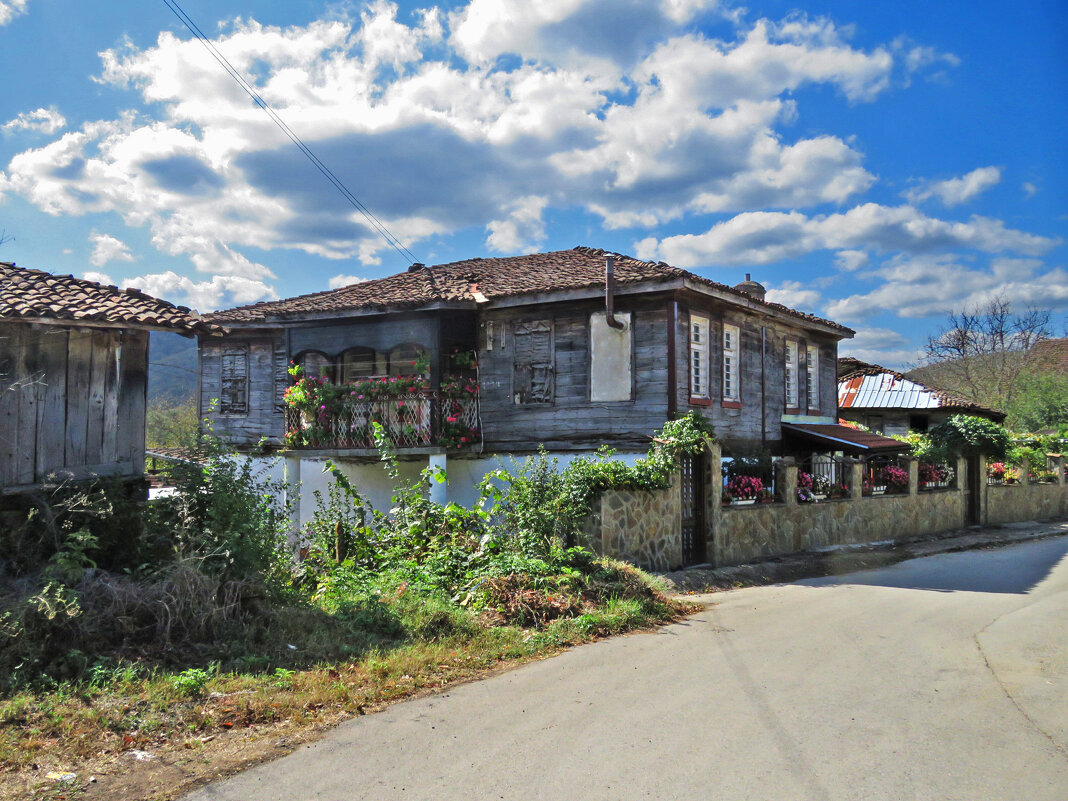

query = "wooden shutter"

[220,346,249,414]
[513,321,554,404]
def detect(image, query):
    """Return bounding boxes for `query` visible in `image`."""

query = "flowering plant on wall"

[346,374,430,399]
[884,465,909,492]
[726,475,763,500]
[919,463,948,486]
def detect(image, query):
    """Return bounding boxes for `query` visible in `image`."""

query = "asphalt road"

[187,536,1068,801]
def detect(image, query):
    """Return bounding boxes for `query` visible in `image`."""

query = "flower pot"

[733,499,756,506]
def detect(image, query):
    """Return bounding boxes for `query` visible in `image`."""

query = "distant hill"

[148,332,198,403]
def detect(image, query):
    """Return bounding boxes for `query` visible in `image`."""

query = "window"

[388,344,428,376]
[806,344,819,410]
[340,347,377,384]
[297,350,334,382]
[689,314,709,398]
[513,320,554,404]
[723,324,740,402]
[785,339,799,409]
[220,345,248,415]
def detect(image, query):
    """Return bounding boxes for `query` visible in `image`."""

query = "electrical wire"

[159,0,421,267]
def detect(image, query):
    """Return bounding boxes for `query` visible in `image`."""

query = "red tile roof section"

[206,246,852,334]
[837,357,1005,421]
[783,422,911,453]
[0,262,223,335]
[1031,339,1068,373]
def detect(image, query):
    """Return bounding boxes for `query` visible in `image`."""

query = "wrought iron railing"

[918,461,956,492]
[283,392,480,450]
[799,456,853,499]
[863,456,909,496]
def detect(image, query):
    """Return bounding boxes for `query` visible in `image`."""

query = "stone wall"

[581,472,682,572]
[984,482,1068,526]
[580,444,1067,572]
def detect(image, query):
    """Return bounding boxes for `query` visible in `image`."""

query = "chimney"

[733,273,767,302]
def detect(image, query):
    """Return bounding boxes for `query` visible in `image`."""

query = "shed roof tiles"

[206,246,853,335]
[0,262,223,336]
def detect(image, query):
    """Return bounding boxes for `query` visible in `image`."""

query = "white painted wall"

[245,448,648,531]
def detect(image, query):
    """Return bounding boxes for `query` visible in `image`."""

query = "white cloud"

[0,1,1043,303]
[3,106,66,135]
[839,326,922,370]
[824,255,1068,322]
[81,270,114,286]
[328,274,367,289]
[905,166,1002,207]
[765,280,821,312]
[122,271,277,312]
[641,204,1059,267]
[834,249,869,271]
[0,0,27,26]
[1023,182,1038,198]
[88,232,134,267]
[485,196,548,252]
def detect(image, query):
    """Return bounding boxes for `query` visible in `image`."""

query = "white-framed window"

[689,314,709,398]
[785,339,799,409]
[723,324,740,402]
[806,344,820,410]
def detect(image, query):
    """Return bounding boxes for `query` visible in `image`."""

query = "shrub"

[929,415,1011,460]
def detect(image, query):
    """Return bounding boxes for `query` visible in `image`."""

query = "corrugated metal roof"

[840,373,954,410]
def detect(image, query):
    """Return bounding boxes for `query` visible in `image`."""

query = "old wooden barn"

[0,263,220,497]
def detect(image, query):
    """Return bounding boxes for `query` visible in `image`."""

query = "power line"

[159,0,421,266]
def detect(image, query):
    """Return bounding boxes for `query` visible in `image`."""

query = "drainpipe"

[604,256,625,329]
[761,325,767,448]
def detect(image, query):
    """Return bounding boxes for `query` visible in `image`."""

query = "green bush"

[929,414,1011,460]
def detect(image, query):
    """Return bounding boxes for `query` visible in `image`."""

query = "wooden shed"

[0,263,221,497]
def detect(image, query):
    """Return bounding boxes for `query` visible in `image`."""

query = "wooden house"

[838,357,1005,436]
[0,263,221,498]
[199,248,881,514]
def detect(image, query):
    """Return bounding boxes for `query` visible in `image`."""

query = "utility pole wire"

[160,0,421,266]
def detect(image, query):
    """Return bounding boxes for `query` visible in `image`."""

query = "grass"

[0,571,692,801]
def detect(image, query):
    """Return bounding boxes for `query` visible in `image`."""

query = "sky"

[0,0,1065,368]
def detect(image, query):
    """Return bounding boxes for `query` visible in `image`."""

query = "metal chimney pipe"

[605,256,625,329]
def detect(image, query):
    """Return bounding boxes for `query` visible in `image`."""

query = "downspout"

[604,256,625,329]
[761,325,767,448]
[667,299,677,418]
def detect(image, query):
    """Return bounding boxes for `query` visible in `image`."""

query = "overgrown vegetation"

[0,416,703,798]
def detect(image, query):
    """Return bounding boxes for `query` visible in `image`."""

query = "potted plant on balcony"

[987,461,1007,483]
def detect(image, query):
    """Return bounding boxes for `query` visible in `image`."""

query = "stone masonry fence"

[580,441,1068,572]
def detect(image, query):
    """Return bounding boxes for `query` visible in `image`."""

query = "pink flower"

[446,416,458,423]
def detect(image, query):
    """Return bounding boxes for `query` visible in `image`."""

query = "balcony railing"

[283,391,480,451]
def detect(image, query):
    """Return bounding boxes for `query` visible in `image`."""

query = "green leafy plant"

[929,414,1011,460]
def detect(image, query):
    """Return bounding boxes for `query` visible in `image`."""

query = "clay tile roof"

[205,246,853,334]
[1031,338,1068,373]
[836,357,1006,421]
[0,263,223,336]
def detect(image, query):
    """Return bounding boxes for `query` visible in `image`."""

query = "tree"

[915,296,1054,418]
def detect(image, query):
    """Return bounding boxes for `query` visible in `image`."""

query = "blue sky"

[0,0,1065,367]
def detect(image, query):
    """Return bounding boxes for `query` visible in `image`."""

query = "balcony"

[282,373,481,452]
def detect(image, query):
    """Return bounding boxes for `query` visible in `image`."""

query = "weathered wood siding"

[199,331,287,447]
[676,297,841,451]
[477,299,671,450]
[0,322,148,491]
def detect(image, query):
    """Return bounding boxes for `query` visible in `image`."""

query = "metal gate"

[679,453,706,566]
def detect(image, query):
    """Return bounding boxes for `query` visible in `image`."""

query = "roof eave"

[680,278,853,338]
[0,315,223,337]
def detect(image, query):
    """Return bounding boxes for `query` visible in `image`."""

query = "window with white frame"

[723,324,740,402]
[689,314,709,398]
[806,344,820,410]
[785,339,799,409]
